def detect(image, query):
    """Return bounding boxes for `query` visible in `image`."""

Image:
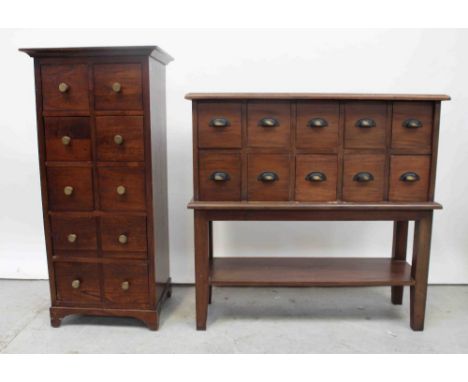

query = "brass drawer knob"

[400,172,420,182]
[259,118,278,128]
[305,172,327,182]
[67,233,77,243]
[58,82,69,93]
[308,118,328,128]
[210,172,230,181]
[258,171,279,182]
[63,186,74,196]
[112,82,122,93]
[118,234,128,244]
[403,119,422,128]
[114,134,124,145]
[116,185,126,195]
[71,279,80,289]
[209,118,230,128]
[356,118,376,128]
[353,172,374,182]
[61,136,71,145]
[121,281,130,291]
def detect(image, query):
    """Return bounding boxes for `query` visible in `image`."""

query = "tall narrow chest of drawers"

[21,46,173,330]
[187,92,450,330]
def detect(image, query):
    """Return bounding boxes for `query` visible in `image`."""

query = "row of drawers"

[45,116,144,162]
[41,63,143,112]
[199,152,430,202]
[47,166,145,211]
[54,261,149,307]
[197,101,434,152]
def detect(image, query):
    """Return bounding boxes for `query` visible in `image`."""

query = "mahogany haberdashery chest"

[21,46,173,330]
[187,92,450,330]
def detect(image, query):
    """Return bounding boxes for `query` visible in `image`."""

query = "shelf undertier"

[210,258,414,287]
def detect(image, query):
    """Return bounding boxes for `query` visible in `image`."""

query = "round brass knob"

[121,281,130,291]
[58,82,69,93]
[71,279,80,289]
[118,234,128,244]
[112,82,122,93]
[67,233,77,243]
[114,134,124,145]
[61,136,71,145]
[63,186,74,196]
[116,185,126,195]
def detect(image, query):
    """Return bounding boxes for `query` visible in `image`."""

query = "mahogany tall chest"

[187,93,450,330]
[21,46,173,330]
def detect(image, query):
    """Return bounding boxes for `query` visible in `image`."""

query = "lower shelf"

[210,257,414,287]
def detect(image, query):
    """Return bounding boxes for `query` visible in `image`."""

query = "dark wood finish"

[343,154,385,202]
[188,92,447,330]
[22,46,172,330]
[295,154,338,201]
[389,155,431,202]
[211,257,413,286]
[96,116,144,161]
[391,221,408,304]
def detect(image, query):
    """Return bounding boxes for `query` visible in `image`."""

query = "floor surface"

[0,280,466,353]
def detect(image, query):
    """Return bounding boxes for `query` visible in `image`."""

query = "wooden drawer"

[296,101,339,151]
[198,102,242,148]
[44,117,91,161]
[41,64,89,112]
[94,63,143,111]
[47,167,94,211]
[389,155,431,202]
[50,216,97,251]
[98,167,146,211]
[96,116,144,161]
[295,154,338,202]
[100,215,147,252]
[345,102,387,149]
[247,101,291,148]
[248,154,290,201]
[343,154,385,202]
[392,102,433,152]
[199,151,241,201]
[54,262,100,304]
[103,263,149,307]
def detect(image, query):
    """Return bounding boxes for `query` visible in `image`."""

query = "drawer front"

[100,215,147,252]
[94,63,143,111]
[98,167,146,211]
[345,102,387,149]
[45,117,91,161]
[96,116,144,161]
[54,262,100,304]
[295,154,338,202]
[41,64,89,112]
[50,216,97,251]
[47,167,94,211]
[296,101,340,151]
[343,154,385,202]
[199,151,241,201]
[198,102,242,148]
[389,155,431,201]
[392,102,433,152]
[103,263,149,307]
[248,154,290,201]
[247,101,291,148]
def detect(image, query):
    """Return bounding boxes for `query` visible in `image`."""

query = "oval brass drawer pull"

[259,118,278,128]
[400,172,420,182]
[209,118,230,128]
[67,233,77,243]
[63,186,74,196]
[308,118,328,128]
[210,172,230,181]
[258,172,279,182]
[403,119,423,128]
[58,82,69,93]
[71,279,80,289]
[116,185,126,195]
[61,135,71,145]
[112,82,122,93]
[114,134,124,145]
[306,172,327,182]
[118,234,128,244]
[121,281,130,291]
[356,118,376,128]
[353,172,374,182]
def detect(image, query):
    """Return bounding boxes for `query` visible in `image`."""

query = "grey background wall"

[1,29,466,283]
